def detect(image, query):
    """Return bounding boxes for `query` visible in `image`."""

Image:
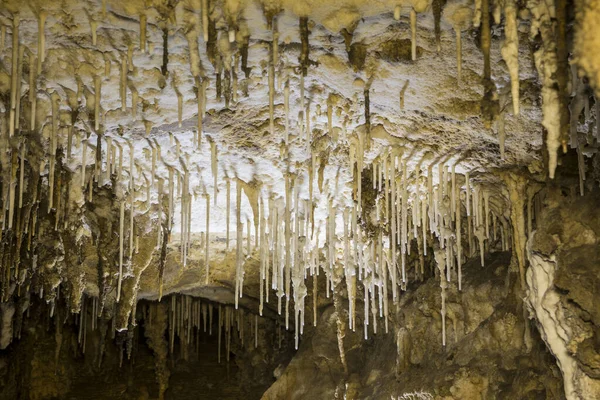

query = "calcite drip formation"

[0,0,599,399]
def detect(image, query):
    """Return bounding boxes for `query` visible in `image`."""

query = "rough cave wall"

[263,252,566,400]
[526,187,600,400]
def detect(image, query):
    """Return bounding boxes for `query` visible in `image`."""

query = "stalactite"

[118,200,125,303]
[18,143,25,210]
[176,89,183,128]
[37,11,46,74]
[128,141,135,262]
[456,185,462,291]
[131,86,138,121]
[13,43,23,135]
[9,14,19,138]
[226,178,231,251]
[465,172,471,216]
[268,21,275,140]
[104,53,111,77]
[284,79,290,146]
[364,86,371,134]
[205,193,210,284]
[481,0,498,127]
[8,151,17,230]
[90,19,98,46]
[94,76,101,131]
[435,248,447,346]
[140,14,147,53]
[49,92,60,210]
[128,43,135,72]
[259,195,266,316]
[501,0,520,115]
[595,97,600,141]
[202,0,209,42]
[484,190,490,239]
[504,173,527,290]
[333,276,348,376]
[284,174,292,328]
[498,112,506,159]
[29,52,37,130]
[210,139,218,204]
[410,9,417,61]
[456,28,462,81]
[246,217,251,255]
[120,54,127,112]
[235,180,243,309]
[197,78,207,149]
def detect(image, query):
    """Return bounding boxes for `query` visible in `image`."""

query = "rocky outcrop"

[263,252,565,400]
[526,187,600,400]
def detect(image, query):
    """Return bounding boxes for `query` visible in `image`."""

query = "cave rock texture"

[0,0,600,399]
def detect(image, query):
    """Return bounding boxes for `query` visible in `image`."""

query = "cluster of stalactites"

[27,292,276,367]
[160,295,270,363]
[0,0,571,358]
[230,144,540,350]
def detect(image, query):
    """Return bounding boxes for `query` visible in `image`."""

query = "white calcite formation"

[0,0,600,399]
